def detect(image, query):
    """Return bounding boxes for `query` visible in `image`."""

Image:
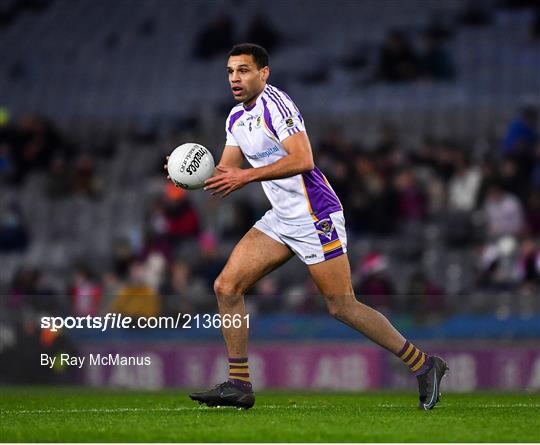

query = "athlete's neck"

[243,85,266,109]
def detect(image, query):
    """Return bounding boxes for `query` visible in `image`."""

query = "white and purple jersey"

[225,84,342,224]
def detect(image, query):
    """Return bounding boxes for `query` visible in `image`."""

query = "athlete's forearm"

[246,153,314,182]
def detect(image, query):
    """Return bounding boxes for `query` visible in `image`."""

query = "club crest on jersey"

[316,218,335,240]
[249,115,262,132]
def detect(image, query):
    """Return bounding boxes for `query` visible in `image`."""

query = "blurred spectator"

[517,237,540,289]
[253,276,283,313]
[317,125,355,161]
[284,279,324,314]
[476,236,519,288]
[110,261,160,318]
[322,157,350,206]
[0,143,14,182]
[8,267,60,313]
[423,171,446,216]
[245,14,281,53]
[0,202,29,252]
[483,183,524,238]
[404,271,446,324]
[112,237,135,279]
[474,160,497,208]
[140,229,173,264]
[354,253,396,313]
[348,153,399,235]
[72,154,102,198]
[447,152,481,212]
[10,115,65,184]
[445,155,479,245]
[195,231,227,290]
[70,265,102,316]
[316,126,354,204]
[159,260,211,314]
[502,106,539,177]
[377,30,420,82]
[375,123,402,167]
[525,191,540,235]
[142,251,167,291]
[499,157,527,199]
[420,31,456,81]
[221,199,257,239]
[394,168,426,225]
[45,156,72,199]
[193,13,234,59]
[100,271,122,313]
[162,183,200,245]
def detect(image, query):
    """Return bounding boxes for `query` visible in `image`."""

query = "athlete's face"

[227,54,269,106]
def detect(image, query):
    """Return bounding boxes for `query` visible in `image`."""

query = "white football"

[167,143,215,190]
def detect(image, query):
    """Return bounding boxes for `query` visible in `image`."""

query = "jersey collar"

[242,86,266,112]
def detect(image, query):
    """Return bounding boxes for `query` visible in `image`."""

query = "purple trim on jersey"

[261,97,279,139]
[243,101,256,111]
[264,91,287,118]
[265,86,288,115]
[302,167,342,219]
[227,109,244,133]
[269,85,304,123]
[268,85,293,116]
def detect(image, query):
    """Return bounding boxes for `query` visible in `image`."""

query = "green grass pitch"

[1,387,539,442]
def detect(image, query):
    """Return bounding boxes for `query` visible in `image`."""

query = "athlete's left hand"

[204,165,252,197]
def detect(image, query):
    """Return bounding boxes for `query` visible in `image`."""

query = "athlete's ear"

[261,66,269,82]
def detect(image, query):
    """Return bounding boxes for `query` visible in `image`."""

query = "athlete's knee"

[324,294,356,321]
[214,274,245,304]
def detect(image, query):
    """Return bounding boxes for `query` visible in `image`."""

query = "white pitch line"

[4,403,538,415]
[377,403,540,408]
[0,405,321,415]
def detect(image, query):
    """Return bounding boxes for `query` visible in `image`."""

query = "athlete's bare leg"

[214,228,293,357]
[308,253,406,354]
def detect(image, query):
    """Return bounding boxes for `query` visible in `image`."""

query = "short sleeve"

[274,113,306,142]
[225,127,239,147]
[225,109,242,147]
[264,89,306,142]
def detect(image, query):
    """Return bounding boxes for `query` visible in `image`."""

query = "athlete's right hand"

[204,165,253,197]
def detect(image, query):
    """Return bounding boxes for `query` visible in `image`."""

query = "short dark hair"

[228,43,269,69]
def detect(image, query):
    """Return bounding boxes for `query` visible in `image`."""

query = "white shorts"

[253,210,348,265]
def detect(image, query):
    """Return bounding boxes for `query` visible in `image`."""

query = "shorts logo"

[316,218,335,240]
[285,117,294,128]
[305,253,317,259]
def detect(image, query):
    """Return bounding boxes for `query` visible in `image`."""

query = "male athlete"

[185,44,447,409]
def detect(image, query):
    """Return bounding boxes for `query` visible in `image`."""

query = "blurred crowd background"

[0,0,539,342]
